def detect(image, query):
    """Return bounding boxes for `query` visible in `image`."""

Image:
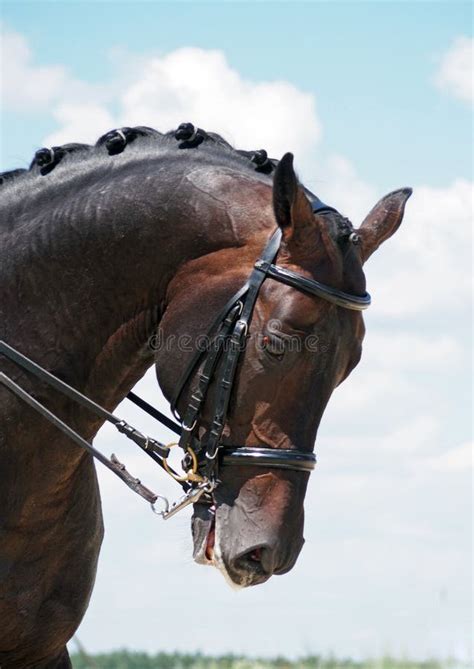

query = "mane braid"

[0,123,354,251]
[30,143,92,176]
[0,124,279,188]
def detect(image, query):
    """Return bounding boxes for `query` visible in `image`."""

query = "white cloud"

[0,27,68,109]
[120,47,321,158]
[365,332,461,369]
[435,36,473,105]
[42,46,321,159]
[0,25,112,124]
[0,25,322,162]
[309,153,378,223]
[427,441,472,472]
[364,178,473,317]
[45,103,116,146]
[322,414,441,468]
[337,330,461,417]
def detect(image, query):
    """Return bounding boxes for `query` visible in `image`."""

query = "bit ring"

[163,443,203,482]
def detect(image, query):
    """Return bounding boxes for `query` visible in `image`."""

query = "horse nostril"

[249,547,262,563]
[233,546,274,576]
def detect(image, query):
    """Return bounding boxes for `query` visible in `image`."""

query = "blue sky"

[2,1,472,187]
[1,0,472,662]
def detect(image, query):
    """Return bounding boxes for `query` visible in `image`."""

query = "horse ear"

[273,152,313,242]
[357,188,412,263]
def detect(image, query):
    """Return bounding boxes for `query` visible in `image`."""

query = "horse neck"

[4,157,274,434]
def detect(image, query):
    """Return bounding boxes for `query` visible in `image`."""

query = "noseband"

[0,200,370,518]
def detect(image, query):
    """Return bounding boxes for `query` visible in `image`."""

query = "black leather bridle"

[169,209,370,484]
[0,199,371,518]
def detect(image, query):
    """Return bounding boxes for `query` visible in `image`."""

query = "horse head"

[0,125,412,668]
[154,152,411,587]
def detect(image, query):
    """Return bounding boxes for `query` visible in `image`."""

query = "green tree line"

[70,651,450,669]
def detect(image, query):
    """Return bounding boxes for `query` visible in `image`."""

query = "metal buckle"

[182,418,197,432]
[206,442,220,461]
[171,406,182,422]
[235,319,248,338]
[254,259,270,273]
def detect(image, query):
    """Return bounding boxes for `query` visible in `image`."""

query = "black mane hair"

[0,123,353,241]
[1,123,273,187]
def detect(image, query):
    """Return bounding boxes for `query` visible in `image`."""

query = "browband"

[254,261,371,311]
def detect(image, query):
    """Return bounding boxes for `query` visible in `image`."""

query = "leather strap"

[169,283,250,418]
[256,263,371,311]
[203,231,282,463]
[0,340,191,491]
[127,391,182,436]
[178,302,242,454]
[0,341,168,459]
[0,371,159,504]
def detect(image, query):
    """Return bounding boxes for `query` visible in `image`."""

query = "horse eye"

[261,335,285,361]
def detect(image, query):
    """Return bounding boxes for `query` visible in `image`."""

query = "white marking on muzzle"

[213,520,246,591]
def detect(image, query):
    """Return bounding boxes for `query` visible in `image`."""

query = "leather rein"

[0,200,370,519]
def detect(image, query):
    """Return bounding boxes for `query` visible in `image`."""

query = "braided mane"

[0,123,276,186]
[0,123,354,243]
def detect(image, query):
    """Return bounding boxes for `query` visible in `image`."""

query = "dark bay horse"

[0,125,411,668]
